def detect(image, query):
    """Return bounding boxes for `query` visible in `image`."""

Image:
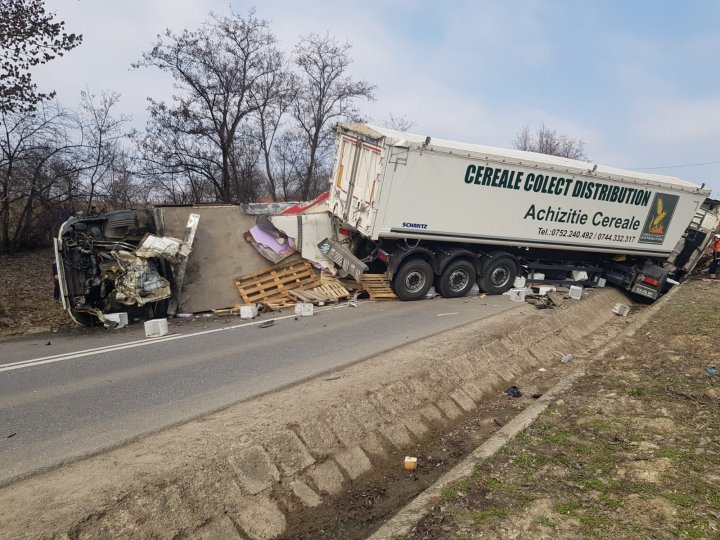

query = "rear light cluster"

[641,276,660,286]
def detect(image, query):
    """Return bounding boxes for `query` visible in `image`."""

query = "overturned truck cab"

[55,209,195,326]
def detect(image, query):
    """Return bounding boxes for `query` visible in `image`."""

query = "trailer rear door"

[330,133,383,236]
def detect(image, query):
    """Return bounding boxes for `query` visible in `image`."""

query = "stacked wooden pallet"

[288,281,351,304]
[234,259,320,305]
[360,274,397,300]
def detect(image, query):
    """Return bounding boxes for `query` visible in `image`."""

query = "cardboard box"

[239,305,258,319]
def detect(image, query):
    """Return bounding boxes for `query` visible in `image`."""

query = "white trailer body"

[329,124,710,258]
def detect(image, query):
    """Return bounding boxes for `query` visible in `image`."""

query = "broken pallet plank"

[234,259,320,304]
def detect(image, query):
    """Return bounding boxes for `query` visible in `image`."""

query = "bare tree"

[0,0,82,113]
[0,102,79,251]
[381,113,416,132]
[77,89,130,210]
[134,9,286,204]
[512,124,588,161]
[251,67,297,201]
[292,33,374,200]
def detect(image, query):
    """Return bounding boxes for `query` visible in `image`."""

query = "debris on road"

[404,457,418,471]
[504,386,523,398]
[612,303,631,316]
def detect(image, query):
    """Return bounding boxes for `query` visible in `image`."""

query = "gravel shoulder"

[406,278,720,539]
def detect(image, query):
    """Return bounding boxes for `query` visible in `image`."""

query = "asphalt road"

[0,295,519,485]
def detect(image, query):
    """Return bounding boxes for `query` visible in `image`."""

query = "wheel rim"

[404,270,426,293]
[448,269,470,292]
[490,266,510,288]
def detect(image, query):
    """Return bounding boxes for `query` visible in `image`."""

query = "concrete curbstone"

[294,420,342,459]
[233,495,286,540]
[334,446,372,480]
[265,431,315,476]
[379,421,415,449]
[360,430,389,457]
[449,389,476,412]
[461,381,485,402]
[195,515,243,540]
[418,403,446,426]
[348,399,385,431]
[435,396,463,420]
[228,446,281,495]
[307,460,345,495]
[291,480,323,508]
[323,407,366,448]
[402,412,431,440]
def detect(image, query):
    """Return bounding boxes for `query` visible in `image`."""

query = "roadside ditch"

[0,286,634,539]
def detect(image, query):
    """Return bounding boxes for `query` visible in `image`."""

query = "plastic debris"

[560,353,573,363]
[504,385,522,398]
[538,368,547,373]
[707,366,718,375]
[258,320,275,329]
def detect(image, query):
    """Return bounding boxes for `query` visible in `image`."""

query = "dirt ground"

[0,248,73,338]
[403,278,720,539]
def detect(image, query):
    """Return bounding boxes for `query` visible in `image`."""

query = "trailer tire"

[479,256,517,295]
[438,259,476,298]
[393,259,433,301]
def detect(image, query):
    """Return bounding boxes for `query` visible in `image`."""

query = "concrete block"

[449,389,476,412]
[265,430,314,475]
[418,404,446,426]
[379,421,414,449]
[324,407,366,447]
[233,495,286,540]
[360,430,389,457]
[295,420,342,458]
[228,446,280,495]
[308,460,344,495]
[461,381,485,401]
[402,412,430,440]
[144,318,168,337]
[195,515,243,540]
[436,396,463,420]
[291,480,322,507]
[348,399,384,431]
[334,446,372,480]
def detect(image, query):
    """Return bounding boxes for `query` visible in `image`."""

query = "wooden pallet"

[360,274,397,300]
[234,259,320,304]
[288,281,351,305]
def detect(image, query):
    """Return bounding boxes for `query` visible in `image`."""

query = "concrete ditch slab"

[334,446,372,480]
[307,460,345,495]
[228,446,281,495]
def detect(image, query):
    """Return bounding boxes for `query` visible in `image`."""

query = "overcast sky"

[37,0,720,196]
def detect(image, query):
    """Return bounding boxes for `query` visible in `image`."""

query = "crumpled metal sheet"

[111,250,171,306]
[134,234,191,262]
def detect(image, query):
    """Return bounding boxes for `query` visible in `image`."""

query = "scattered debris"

[144,318,168,338]
[104,312,128,329]
[176,312,193,318]
[294,303,314,317]
[234,259,320,305]
[359,274,397,301]
[7,433,16,438]
[538,368,547,373]
[258,320,275,329]
[504,385,523,398]
[404,457,418,471]
[706,366,717,376]
[531,393,543,399]
[546,291,565,307]
[612,303,631,316]
[569,285,583,299]
[557,352,573,363]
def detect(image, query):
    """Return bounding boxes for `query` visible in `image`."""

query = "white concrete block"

[144,318,168,337]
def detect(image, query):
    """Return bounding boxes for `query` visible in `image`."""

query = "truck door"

[332,134,383,235]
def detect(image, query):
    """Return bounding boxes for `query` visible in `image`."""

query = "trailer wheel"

[438,260,476,298]
[479,256,517,295]
[393,259,433,301]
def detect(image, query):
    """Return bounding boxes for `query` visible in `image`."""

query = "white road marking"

[0,304,353,374]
